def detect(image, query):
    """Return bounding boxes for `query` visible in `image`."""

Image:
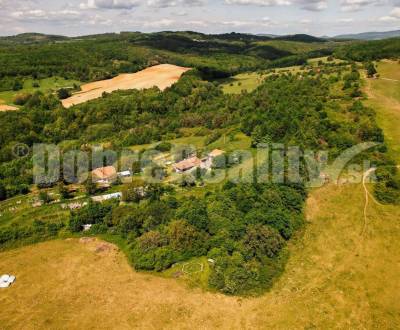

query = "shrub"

[13,93,32,105]
[155,142,172,152]
[57,88,71,100]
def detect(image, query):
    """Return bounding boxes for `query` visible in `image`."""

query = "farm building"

[92,166,117,184]
[117,170,131,178]
[173,149,226,173]
[92,192,122,203]
[173,157,202,173]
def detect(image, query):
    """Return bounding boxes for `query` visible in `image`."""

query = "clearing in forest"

[62,64,191,108]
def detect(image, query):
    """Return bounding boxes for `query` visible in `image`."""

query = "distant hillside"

[334,30,400,41]
[275,34,327,43]
[0,33,69,44]
[334,37,400,61]
[256,33,327,43]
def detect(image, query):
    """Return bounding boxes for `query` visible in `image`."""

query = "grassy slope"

[0,76,81,106]
[221,56,339,94]
[221,72,267,94]
[364,60,400,162]
[0,190,68,228]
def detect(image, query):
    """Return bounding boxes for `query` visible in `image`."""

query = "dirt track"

[62,64,191,108]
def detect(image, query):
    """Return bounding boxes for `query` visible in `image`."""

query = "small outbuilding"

[92,192,122,203]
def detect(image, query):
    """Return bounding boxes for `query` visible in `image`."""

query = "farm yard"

[62,64,191,108]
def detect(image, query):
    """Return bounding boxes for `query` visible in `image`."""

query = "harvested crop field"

[0,104,18,112]
[62,64,191,108]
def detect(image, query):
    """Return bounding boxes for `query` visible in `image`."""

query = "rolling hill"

[334,30,400,41]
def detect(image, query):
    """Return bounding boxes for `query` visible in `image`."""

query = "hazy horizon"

[0,0,399,37]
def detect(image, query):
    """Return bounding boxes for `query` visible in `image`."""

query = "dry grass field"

[1,181,399,329]
[62,64,191,108]
[364,61,400,162]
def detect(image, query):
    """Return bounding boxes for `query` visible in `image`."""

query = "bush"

[13,93,32,106]
[39,191,52,204]
[57,88,71,100]
[12,80,23,91]
[68,200,116,232]
[155,142,172,152]
[205,131,222,146]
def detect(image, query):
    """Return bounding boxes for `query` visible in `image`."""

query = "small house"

[173,157,202,173]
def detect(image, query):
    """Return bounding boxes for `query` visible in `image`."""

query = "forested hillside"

[335,37,400,61]
[0,31,333,87]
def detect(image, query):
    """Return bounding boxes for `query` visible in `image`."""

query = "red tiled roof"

[92,166,117,180]
[173,157,201,172]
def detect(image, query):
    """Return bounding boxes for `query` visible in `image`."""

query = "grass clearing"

[220,57,337,95]
[376,60,400,80]
[0,76,81,105]
[161,256,211,291]
[221,72,267,94]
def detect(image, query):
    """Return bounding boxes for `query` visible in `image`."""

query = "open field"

[62,64,191,108]
[0,76,81,106]
[221,72,267,94]
[364,61,400,162]
[377,60,400,80]
[1,181,399,329]
[221,56,342,94]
